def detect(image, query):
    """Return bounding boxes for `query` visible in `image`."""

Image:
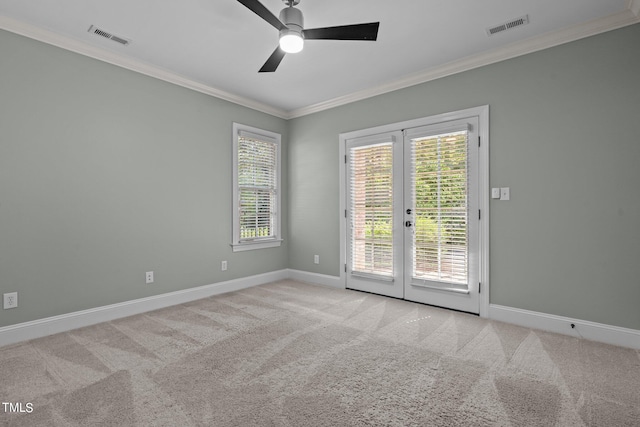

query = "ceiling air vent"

[486,15,529,36]
[88,25,131,46]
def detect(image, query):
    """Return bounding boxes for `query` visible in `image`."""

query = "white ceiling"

[0,0,638,118]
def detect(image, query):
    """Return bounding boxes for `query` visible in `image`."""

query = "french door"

[345,116,481,314]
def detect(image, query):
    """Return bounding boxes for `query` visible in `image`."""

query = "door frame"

[338,105,490,317]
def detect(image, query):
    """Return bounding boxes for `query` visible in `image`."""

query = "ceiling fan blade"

[259,46,286,73]
[237,0,286,31]
[303,22,379,41]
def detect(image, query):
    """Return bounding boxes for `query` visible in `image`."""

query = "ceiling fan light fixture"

[278,6,304,53]
[279,30,304,53]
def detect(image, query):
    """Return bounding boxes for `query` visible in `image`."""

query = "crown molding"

[287,7,640,119]
[2,6,638,121]
[0,15,289,119]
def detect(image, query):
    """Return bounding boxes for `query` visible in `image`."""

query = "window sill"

[231,239,283,252]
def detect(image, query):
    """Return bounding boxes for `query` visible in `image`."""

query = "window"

[410,128,469,286]
[350,140,395,277]
[232,123,282,251]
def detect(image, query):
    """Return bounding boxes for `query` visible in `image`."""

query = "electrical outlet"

[146,271,154,284]
[500,187,510,201]
[314,255,320,264]
[4,292,18,309]
[221,260,228,271]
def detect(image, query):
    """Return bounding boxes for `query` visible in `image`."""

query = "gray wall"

[0,30,288,327]
[288,23,640,330]
[2,23,639,331]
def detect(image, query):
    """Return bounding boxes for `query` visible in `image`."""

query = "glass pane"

[239,189,275,240]
[238,136,277,240]
[350,143,394,276]
[412,131,468,285]
[238,137,276,187]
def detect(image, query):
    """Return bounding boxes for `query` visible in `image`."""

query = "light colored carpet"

[1,280,638,426]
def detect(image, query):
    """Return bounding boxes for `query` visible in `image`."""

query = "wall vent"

[486,15,529,36]
[87,25,131,46]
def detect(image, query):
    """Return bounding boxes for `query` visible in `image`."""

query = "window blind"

[238,134,277,241]
[349,142,394,277]
[410,130,469,285]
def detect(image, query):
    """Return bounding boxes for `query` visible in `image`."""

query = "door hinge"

[344,154,347,164]
[479,209,481,220]
[345,264,347,273]
[479,283,481,293]
[345,209,347,218]
[478,136,481,147]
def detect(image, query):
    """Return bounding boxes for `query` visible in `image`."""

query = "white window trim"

[231,122,283,252]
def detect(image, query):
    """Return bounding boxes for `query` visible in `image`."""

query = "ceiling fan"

[237,0,380,72]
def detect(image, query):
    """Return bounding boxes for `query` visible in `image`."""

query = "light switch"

[500,187,510,201]
[491,188,501,199]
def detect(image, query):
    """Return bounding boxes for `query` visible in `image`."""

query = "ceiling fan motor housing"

[279,6,304,37]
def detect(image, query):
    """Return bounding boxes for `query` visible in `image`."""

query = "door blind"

[410,130,469,285]
[349,143,394,277]
[238,134,277,241]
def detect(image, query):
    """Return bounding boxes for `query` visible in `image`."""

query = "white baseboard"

[3,273,638,350]
[286,269,343,289]
[489,304,640,350]
[0,269,288,347]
